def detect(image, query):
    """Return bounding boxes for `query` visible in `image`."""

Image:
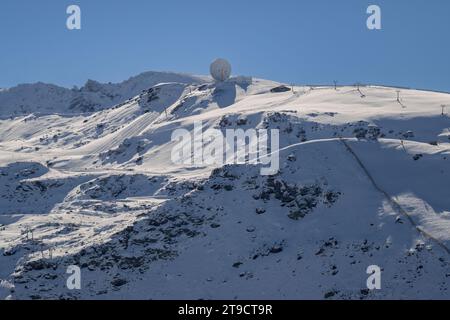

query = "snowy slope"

[0,73,449,300]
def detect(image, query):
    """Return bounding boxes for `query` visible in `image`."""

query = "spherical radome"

[210,58,231,82]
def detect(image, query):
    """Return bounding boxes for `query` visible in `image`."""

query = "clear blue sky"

[1,0,449,91]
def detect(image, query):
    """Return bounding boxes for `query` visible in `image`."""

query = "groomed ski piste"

[0,71,449,299]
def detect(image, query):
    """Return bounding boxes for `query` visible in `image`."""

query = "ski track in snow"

[83,111,160,155]
[339,137,450,254]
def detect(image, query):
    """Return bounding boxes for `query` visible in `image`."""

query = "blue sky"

[0,0,449,91]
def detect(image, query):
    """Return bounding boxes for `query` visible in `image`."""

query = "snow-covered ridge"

[0,71,206,118]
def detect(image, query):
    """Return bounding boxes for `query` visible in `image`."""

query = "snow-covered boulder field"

[0,72,449,299]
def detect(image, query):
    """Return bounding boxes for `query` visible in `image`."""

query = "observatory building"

[210,58,232,82]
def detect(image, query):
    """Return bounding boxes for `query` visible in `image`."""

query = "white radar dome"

[210,58,231,82]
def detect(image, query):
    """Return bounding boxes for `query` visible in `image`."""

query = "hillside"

[0,73,449,299]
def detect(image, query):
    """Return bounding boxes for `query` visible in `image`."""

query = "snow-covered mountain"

[0,71,206,117]
[0,72,449,300]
